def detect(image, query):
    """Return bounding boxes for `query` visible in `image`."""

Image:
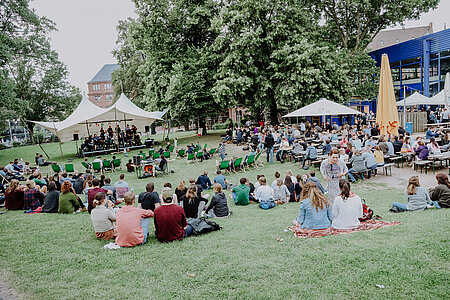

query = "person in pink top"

[116,192,154,247]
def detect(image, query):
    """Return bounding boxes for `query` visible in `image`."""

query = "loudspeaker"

[145,139,154,148]
[133,155,141,165]
[73,134,79,140]
[145,126,150,132]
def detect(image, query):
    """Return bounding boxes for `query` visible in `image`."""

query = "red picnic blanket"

[289,220,401,238]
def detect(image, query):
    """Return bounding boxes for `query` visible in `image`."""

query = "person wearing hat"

[154,188,193,242]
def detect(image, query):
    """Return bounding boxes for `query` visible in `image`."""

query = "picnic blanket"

[289,220,400,239]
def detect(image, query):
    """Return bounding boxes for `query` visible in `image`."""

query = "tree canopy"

[113,0,438,126]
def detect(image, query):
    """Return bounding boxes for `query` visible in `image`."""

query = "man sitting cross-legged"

[116,192,154,247]
[154,189,193,242]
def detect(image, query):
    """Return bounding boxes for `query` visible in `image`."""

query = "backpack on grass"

[187,218,221,236]
[259,200,276,210]
[359,199,374,222]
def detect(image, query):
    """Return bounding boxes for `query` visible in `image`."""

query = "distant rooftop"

[367,24,433,51]
[88,64,120,83]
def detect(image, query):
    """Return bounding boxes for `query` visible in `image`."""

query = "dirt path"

[0,272,20,300]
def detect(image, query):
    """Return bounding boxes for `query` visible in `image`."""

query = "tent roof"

[428,89,449,106]
[395,92,431,106]
[282,98,362,118]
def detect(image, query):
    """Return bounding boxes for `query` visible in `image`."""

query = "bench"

[388,156,403,168]
[377,163,395,176]
[413,160,432,174]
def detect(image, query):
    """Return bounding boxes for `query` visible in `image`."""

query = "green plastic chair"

[186,153,195,164]
[103,160,112,172]
[65,164,74,173]
[219,160,230,173]
[153,152,160,159]
[254,152,263,167]
[163,151,170,158]
[81,161,90,170]
[196,151,203,160]
[92,161,102,173]
[51,164,61,173]
[169,145,175,152]
[233,157,243,172]
[112,159,121,170]
[209,148,217,155]
[246,155,256,169]
[193,147,200,153]
[149,149,155,157]
[178,149,185,157]
[203,144,207,149]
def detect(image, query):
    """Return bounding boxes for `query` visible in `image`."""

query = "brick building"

[87,64,120,108]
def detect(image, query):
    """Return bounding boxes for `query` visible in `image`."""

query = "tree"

[212,0,352,124]
[312,0,439,51]
[0,0,81,132]
[113,0,225,134]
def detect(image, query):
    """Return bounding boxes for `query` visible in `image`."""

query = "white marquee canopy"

[395,92,431,106]
[282,98,362,118]
[32,94,167,142]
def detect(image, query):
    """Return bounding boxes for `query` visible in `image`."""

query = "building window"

[94,95,101,102]
[104,83,112,90]
[106,95,113,101]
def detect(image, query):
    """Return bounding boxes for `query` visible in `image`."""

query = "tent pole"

[403,85,407,128]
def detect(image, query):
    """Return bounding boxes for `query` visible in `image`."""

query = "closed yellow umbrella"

[376,54,399,137]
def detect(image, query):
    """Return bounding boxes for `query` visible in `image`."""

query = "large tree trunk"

[269,95,279,125]
[199,118,207,135]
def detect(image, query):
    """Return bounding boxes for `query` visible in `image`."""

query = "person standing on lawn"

[320,149,348,203]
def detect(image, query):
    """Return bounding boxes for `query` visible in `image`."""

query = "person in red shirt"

[154,189,193,242]
[87,178,112,213]
[116,192,154,247]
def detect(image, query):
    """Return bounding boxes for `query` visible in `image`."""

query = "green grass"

[0,132,449,299]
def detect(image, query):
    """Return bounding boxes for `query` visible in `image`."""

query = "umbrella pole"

[403,85,406,128]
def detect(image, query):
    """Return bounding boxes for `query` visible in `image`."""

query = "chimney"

[429,22,433,34]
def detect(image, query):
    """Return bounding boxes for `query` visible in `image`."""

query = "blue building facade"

[370,28,450,101]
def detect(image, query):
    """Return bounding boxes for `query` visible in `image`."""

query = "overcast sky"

[30,0,450,94]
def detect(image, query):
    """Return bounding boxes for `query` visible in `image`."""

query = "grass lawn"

[0,131,449,299]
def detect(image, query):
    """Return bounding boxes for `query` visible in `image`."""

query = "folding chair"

[177,149,185,158]
[153,152,160,160]
[81,162,90,170]
[103,160,113,173]
[196,151,203,162]
[233,157,243,173]
[163,151,171,159]
[186,153,195,164]
[112,159,122,171]
[219,160,230,173]
[51,164,61,173]
[65,164,75,174]
[92,162,102,174]
[169,145,175,152]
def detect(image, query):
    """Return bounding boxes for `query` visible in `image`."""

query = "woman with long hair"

[175,180,187,201]
[427,137,441,154]
[4,179,24,210]
[180,185,201,218]
[320,149,348,203]
[331,179,363,230]
[284,176,296,203]
[391,176,431,212]
[90,192,117,240]
[293,182,332,231]
[429,173,450,208]
[58,181,80,214]
[272,178,290,204]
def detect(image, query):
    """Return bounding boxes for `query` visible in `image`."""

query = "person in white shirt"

[93,156,103,168]
[285,170,297,184]
[332,179,363,230]
[255,177,272,202]
[271,172,281,189]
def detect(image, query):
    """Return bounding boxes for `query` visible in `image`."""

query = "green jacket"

[59,192,78,214]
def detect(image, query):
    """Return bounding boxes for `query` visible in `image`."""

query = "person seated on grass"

[284,176,296,203]
[306,171,325,194]
[58,181,81,214]
[429,174,450,209]
[188,178,210,201]
[116,192,154,247]
[102,178,119,204]
[255,176,273,203]
[271,172,281,189]
[154,189,192,242]
[293,181,333,232]
[88,178,113,213]
[126,159,135,172]
[272,178,290,204]
[331,179,363,230]
[414,141,429,161]
[391,176,433,212]
[91,192,117,240]
[205,183,230,218]
[347,150,367,183]
[231,178,250,205]
[114,174,130,199]
[137,181,160,211]
[37,154,51,166]
[23,180,45,210]
[159,185,178,204]
[42,182,60,213]
[214,170,229,190]
[175,180,187,201]
[5,179,24,210]
[197,171,212,190]
[32,172,47,188]
[246,177,257,203]
[73,174,85,195]
[180,185,202,219]
[285,170,297,184]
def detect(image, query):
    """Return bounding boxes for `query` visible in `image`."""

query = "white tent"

[428,85,450,106]
[395,92,431,106]
[282,98,362,118]
[32,94,167,142]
